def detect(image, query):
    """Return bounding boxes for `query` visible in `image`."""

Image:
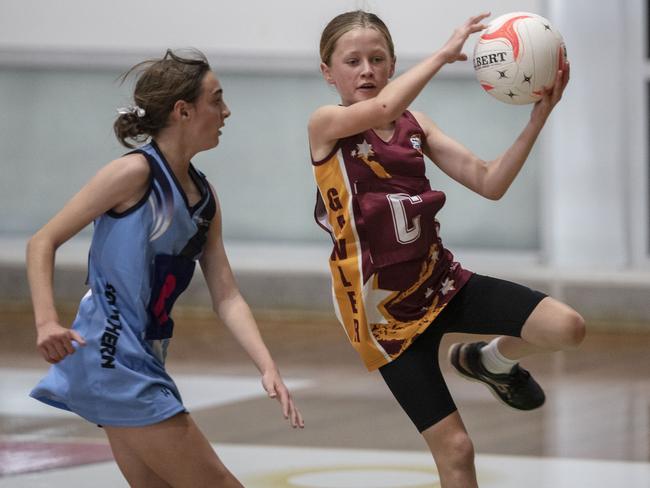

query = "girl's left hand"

[531,57,570,122]
[262,368,305,429]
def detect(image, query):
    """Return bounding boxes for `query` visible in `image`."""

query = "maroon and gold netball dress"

[312,111,471,370]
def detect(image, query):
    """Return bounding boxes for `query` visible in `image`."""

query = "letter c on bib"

[386,193,422,244]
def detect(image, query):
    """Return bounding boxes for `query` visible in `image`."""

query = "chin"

[202,139,219,152]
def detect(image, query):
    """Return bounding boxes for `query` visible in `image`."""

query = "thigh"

[520,295,585,348]
[379,325,457,433]
[104,413,241,488]
[107,432,172,488]
[435,274,547,338]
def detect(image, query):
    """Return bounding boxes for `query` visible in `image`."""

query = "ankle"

[480,339,518,374]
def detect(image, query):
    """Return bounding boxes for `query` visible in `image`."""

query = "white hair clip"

[117,105,146,118]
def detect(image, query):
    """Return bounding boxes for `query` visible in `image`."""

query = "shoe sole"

[447,342,528,411]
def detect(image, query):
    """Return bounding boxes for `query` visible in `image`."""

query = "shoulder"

[94,153,152,204]
[408,110,435,130]
[308,105,345,161]
[308,104,343,134]
[207,181,220,204]
[409,110,444,139]
[104,153,151,181]
[111,152,150,177]
[205,181,222,218]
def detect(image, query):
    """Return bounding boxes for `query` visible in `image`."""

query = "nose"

[222,102,231,119]
[360,59,374,78]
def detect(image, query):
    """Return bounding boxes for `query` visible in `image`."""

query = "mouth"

[357,83,376,91]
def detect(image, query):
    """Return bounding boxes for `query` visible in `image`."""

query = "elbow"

[483,188,505,201]
[475,183,504,201]
[26,231,58,261]
[26,232,45,256]
[480,174,508,200]
[211,289,242,318]
[474,163,506,201]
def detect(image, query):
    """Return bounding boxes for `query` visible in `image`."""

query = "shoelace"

[502,367,530,390]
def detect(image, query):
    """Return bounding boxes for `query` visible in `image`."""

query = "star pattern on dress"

[363,278,394,325]
[440,278,455,296]
[353,139,374,159]
[351,138,391,179]
[424,287,434,298]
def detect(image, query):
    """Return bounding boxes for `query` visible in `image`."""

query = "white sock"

[480,338,519,374]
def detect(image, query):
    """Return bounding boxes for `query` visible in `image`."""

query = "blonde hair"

[319,10,395,66]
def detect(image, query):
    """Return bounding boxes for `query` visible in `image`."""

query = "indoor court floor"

[1,305,649,487]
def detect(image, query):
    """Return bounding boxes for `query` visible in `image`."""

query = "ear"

[389,56,396,79]
[320,62,336,86]
[172,100,191,121]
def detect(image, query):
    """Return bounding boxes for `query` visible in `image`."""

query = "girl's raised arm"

[413,62,570,200]
[308,13,490,157]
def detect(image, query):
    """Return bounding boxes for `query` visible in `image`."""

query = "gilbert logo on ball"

[473,12,567,105]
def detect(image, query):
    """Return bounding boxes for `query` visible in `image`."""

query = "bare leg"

[422,411,477,488]
[107,434,172,488]
[104,413,243,488]
[497,297,586,360]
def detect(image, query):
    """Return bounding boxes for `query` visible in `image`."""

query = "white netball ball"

[473,12,567,105]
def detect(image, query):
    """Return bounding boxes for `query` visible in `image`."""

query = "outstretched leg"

[104,413,243,488]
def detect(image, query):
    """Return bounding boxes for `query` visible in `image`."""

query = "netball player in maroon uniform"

[309,11,583,488]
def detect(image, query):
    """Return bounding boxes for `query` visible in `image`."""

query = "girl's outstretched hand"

[262,367,305,429]
[531,58,571,122]
[440,13,491,64]
[36,321,86,364]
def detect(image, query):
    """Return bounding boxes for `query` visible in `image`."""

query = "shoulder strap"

[402,110,425,132]
[178,168,216,259]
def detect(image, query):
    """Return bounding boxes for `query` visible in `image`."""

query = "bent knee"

[560,310,586,348]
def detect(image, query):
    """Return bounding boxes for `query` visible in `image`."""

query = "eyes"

[211,93,227,109]
[345,55,386,66]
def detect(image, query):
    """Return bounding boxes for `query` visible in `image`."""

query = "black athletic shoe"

[448,341,545,411]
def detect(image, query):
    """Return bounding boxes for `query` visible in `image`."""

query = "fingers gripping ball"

[473,12,567,104]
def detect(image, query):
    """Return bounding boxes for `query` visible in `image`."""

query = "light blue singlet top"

[30,141,216,426]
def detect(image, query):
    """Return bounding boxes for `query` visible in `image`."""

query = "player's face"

[322,27,395,106]
[191,71,231,151]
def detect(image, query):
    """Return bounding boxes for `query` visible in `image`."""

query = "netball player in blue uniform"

[309,11,583,488]
[27,49,303,487]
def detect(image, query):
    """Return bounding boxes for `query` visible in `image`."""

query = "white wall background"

[0,0,646,270]
[0,1,539,60]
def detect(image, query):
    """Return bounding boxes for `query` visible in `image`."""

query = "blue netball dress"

[30,141,216,426]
